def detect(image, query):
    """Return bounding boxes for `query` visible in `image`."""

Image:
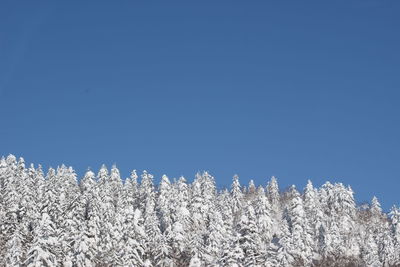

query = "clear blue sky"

[1,1,399,210]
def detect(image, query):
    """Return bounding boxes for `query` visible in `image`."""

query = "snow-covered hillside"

[0,154,399,266]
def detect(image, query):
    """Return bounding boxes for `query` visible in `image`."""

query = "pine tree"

[188,175,207,260]
[302,180,322,262]
[205,206,228,265]
[140,170,162,265]
[80,170,102,265]
[5,223,25,266]
[74,225,95,267]
[123,170,139,210]
[122,208,145,266]
[389,206,400,265]
[230,175,243,223]
[361,232,381,267]
[109,165,123,211]
[284,186,312,266]
[247,179,256,197]
[57,165,83,265]
[238,204,262,266]
[96,165,114,264]
[253,187,273,249]
[220,233,244,267]
[25,209,58,267]
[169,176,191,266]
[272,219,294,267]
[2,155,21,244]
[158,174,173,233]
[266,176,280,212]
[44,168,62,229]
[23,164,43,233]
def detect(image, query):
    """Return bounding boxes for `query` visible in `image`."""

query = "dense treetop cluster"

[0,154,399,266]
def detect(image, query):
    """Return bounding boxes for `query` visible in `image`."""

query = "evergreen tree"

[25,209,58,267]
[5,223,25,266]
[302,180,322,261]
[220,233,244,267]
[205,206,228,265]
[74,225,95,267]
[1,154,400,266]
[123,170,139,210]
[158,174,173,233]
[361,232,381,267]
[238,204,262,266]
[253,187,273,249]
[284,186,313,266]
[122,208,145,266]
[230,175,243,223]
[266,176,280,212]
[389,205,400,265]
[140,170,162,265]
[168,176,191,266]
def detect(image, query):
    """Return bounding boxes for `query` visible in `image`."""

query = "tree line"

[0,154,399,266]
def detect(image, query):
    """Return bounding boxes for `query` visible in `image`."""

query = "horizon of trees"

[1,154,399,266]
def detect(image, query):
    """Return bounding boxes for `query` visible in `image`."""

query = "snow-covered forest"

[0,155,399,266]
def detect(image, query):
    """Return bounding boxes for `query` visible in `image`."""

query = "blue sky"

[1,0,399,210]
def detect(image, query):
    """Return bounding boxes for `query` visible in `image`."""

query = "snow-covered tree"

[25,208,58,267]
[230,175,243,220]
[389,206,400,265]
[284,186,313,266]
[0,154,399,266]
[5,223,25,266]
[238,204,262,266]
[266,176,281,217]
